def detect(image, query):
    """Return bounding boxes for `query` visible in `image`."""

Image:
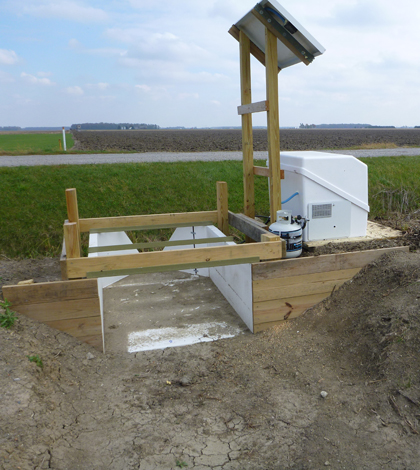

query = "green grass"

[360,156,420,218]
[0,133,74,155]
[0,160,270,258]
[0,156,419,259]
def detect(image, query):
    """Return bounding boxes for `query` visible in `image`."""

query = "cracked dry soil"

[1,250,420,469]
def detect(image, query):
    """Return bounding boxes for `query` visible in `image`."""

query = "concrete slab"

[103,271,249,353]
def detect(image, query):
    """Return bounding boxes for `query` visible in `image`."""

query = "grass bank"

[0,133,74,155]
[0,157,419,258]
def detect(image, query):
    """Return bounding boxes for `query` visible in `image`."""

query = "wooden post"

[265,28,282,223]
[261,233,286,258]
[216,181,229,236]
[239,30,255,220]
[64,222,80,259]
[65,188,81,256]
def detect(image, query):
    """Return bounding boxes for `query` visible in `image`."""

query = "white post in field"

[62,127,67,151]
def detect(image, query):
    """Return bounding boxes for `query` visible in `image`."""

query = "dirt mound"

[301,251,420,384]
[71,128,420,153]
[1,251,420,469]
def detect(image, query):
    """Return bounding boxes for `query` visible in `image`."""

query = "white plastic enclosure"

[278,151,369,242]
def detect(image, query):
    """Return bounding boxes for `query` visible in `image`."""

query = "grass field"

[0,157,419,258]
[0,133,74,155]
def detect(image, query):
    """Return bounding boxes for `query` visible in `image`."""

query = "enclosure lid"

[234,0,325,69]
[280,151,370,212]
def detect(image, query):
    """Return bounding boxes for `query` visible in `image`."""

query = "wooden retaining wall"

[2,279,102,351]
[252,246,410,332]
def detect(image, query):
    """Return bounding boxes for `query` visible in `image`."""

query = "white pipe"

[62,127,67,151]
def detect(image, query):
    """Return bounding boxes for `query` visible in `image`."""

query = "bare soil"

[1,250,420,470]
[2,130,420,468]
[71,128,420,153]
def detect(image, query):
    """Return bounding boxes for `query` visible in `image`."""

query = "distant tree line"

[70,122,160,130]
[299,123,396,129]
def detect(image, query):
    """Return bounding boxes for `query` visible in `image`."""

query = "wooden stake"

[265,28,282,223]
[217,181,229,236]
[240,30,255,220]
[66,188,80,225]
[64,222,81,259]
[65,188,81,255]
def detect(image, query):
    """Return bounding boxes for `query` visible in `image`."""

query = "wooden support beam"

[229,25,267,68]
[66,188,80,256]
[64,222,80,259]
[240,30,255,221]
[79,211,218,233]
[253,167,285,178]
[217,181,229,236]
[66,241,285,279]
[237,100,269,115]
[88,236,234,253]
[261,233,286,257]
[228,211,271,242]
[265,27,282,224]
[60,237,68,280]
[89,221,214,234]
[261,233,280,242]
[87,257,260,278]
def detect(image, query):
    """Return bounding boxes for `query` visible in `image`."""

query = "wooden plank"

[253,268,361,291]
[254,166,284,179]
[60,237,68,280]
[64,222,80,259]
[90,220,214,234]
[79,335,103,351]
[79,211,219,233]
[65,188,80,251]
[253,292,328,324]
[217,181,229,236]
[87,257,260,278]
[252,246,410,281]
[229,25,268,68]
[88,236,234,253]
[265,28,282,223]
[238,100,269,115]
[253,166,270,177]
[67,241,284,279]
[9,297,101,323]
[46,316,102,338]
[240,30,255,221]
[2,279,98,306]
[228,211,270,242]
[253,278,348,303]
[260,233,280,242]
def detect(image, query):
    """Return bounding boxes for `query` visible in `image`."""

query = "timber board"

[2,279,98,306]
[252,246,410,281]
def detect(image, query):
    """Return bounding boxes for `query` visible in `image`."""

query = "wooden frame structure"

[61,186,285,281]
[229,0,325,223]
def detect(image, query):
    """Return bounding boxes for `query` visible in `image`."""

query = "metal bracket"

[254,3,314,64]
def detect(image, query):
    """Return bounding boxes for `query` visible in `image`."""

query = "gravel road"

[0,148,419,167]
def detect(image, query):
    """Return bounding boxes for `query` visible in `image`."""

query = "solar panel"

[234,0,325,69]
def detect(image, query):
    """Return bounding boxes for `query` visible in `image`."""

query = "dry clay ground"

[1,246,420,469]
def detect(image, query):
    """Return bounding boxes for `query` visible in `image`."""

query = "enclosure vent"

[312,203,332,219]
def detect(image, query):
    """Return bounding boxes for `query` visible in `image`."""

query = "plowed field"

[72,128,420,152]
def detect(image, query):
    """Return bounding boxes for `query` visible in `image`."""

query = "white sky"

[1,0,419,128]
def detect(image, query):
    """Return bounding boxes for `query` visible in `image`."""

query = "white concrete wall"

[89,231,140,352]
[166,225,254,332]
